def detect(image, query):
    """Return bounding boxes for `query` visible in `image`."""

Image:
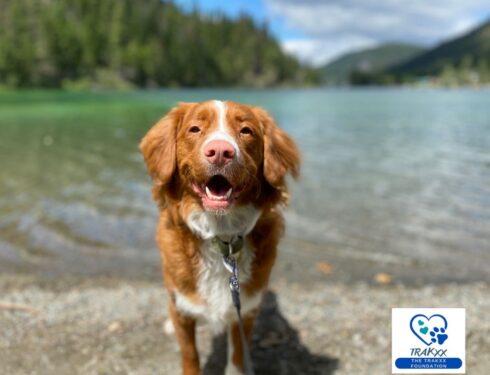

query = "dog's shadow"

[203,291,339,375]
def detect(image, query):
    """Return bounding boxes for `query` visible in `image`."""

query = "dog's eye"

[240,126,253,136]
[189,126,201,133]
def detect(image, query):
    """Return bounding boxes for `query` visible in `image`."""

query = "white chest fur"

[175,240,262,333]
[175,205,263,333]
[186,205,261,240]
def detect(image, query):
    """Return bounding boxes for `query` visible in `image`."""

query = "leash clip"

[215,235,244,257]
[223,244,240,294]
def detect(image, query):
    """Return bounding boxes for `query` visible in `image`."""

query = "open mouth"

[192,175,240,211]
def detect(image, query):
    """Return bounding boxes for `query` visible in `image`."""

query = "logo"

[392,308,465,374]
[410,314,448,346]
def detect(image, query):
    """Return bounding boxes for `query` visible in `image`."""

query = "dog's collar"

[212,235,244,256]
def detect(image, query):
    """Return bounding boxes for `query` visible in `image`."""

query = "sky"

[175,0,490,66]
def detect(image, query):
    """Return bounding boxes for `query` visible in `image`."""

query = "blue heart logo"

[410,314,448,346]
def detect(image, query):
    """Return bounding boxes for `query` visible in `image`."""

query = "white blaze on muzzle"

[201,100,240,160]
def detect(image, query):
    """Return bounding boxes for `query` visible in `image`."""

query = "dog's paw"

[163,318,175,335]
[225,363,242,375]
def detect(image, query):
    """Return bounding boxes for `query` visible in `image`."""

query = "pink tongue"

[209,189,224,197]
[206,175,231,196]
[209,184,229,196]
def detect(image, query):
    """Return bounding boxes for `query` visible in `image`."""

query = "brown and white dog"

[140,100,300,375]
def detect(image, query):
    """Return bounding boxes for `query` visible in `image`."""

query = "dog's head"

[140,100,300,213]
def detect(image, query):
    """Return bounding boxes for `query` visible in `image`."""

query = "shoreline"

[0,273,488,374]
[1,238,489,374]
[2,235,489,287]
[1,229,489,374]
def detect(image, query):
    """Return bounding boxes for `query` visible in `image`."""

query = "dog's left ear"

[140,102,193,185]
[252,106,300,189]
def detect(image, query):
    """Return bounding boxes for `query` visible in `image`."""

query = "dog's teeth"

[205,186,212,198]
[225,188,232,199]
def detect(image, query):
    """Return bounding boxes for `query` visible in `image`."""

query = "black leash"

[216,236,255,375]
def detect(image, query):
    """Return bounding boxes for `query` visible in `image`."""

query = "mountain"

[321,43,425,84]
[388,19,490,77]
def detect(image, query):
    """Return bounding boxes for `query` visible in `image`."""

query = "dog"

[140,100,299,375]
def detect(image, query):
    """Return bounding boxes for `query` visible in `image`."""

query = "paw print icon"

[430,327,448,345]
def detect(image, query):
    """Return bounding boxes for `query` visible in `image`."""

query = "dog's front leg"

[226,310,257,375]
[168,298,201,375]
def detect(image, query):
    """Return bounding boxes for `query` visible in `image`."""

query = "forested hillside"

[388,19,490,79]
[321,43,424,85]
[358,19,490,86]
[0,0,318,88]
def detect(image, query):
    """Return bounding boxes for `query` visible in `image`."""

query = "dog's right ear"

[139,103,193,184]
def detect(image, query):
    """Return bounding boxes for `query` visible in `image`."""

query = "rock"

[374,273,392,285]
[316,261,333,274]
[107,320,123,333]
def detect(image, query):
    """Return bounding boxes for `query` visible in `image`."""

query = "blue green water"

[1,89,489,275]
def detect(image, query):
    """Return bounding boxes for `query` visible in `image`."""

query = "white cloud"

[283,37,377,67]
[266,0,490,65]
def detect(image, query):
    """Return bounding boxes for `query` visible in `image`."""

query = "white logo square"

[392,308,465,374]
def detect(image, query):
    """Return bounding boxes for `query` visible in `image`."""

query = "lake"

[1,88,489,280]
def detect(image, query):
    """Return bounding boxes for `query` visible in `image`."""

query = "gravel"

[0,274,488,375]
